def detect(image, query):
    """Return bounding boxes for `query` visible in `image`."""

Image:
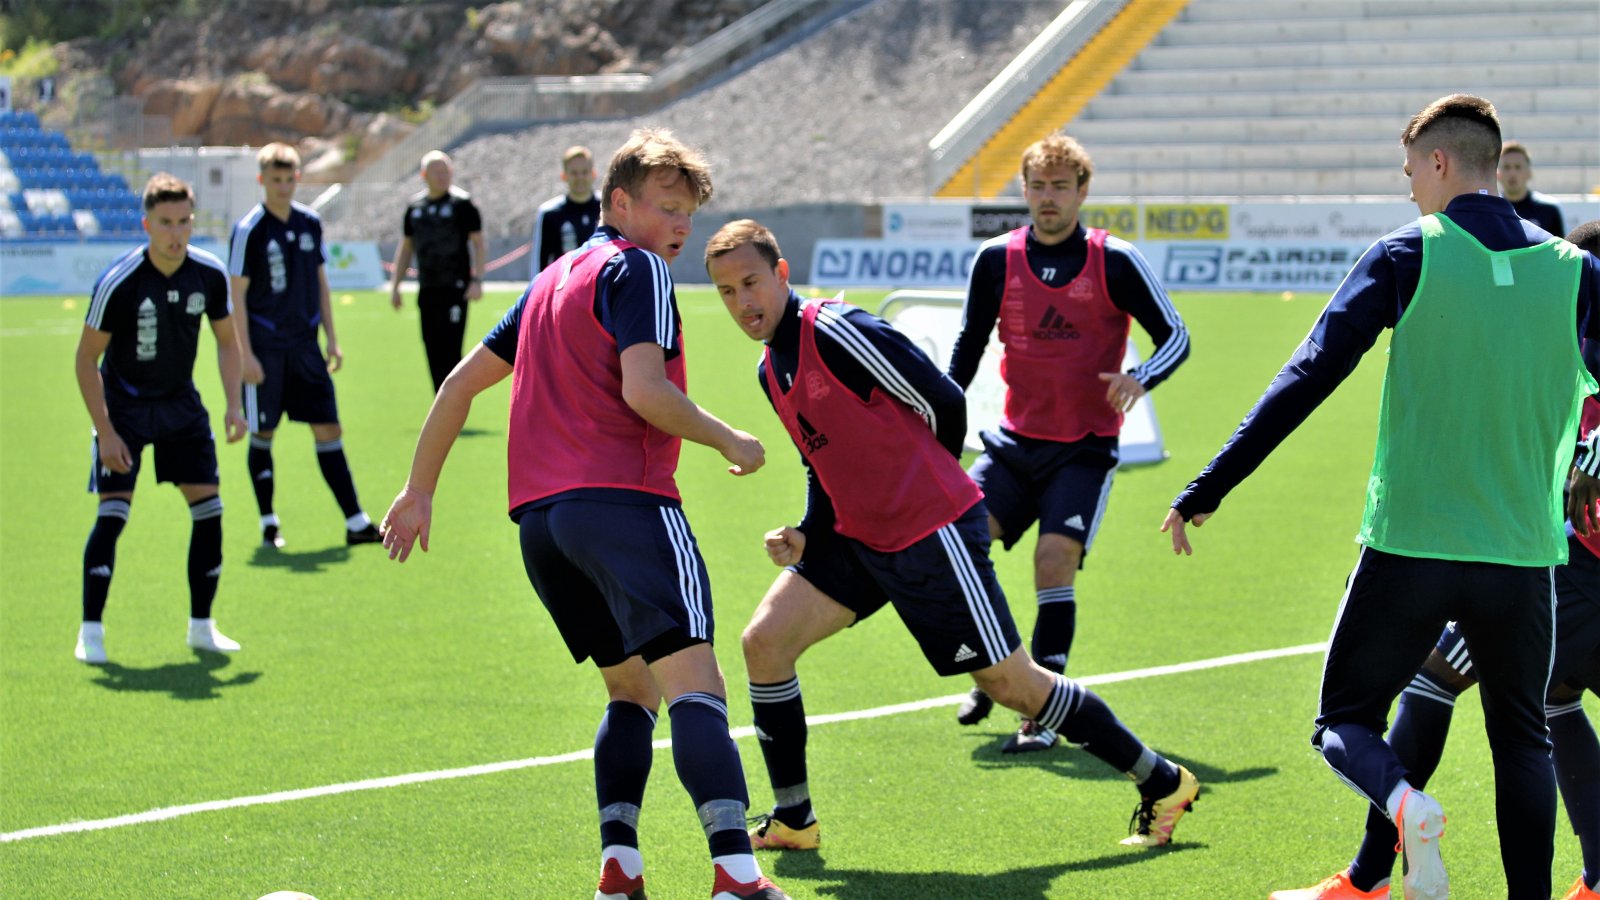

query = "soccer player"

[229,142,380,549]
[1271,220,1600,900]
[946,132,1189,752]
[1163,95,1600,900]
[73,173,250,663]
[705,219,1199,854]
[1499,140,1565,236]
[530,145,601,278]
[387,150,486,393]
[379,130,789,900]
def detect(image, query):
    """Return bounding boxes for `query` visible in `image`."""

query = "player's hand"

[242,353,265,385]
[1568,469,1600,536]
[96,428,134,474]
[380,486,432,562]
[389,286,403,310]
[325,340,344,374]
[1161,508,1209,556]
[721,429,765,476]
[765,526,805,567]
[466,280,483,302]
[223,408,250,444]
[1098,372,1146,413]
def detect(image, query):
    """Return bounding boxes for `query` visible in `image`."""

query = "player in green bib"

[1164,94,1600,900]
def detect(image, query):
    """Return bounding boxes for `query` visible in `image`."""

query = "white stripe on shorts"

[934,523,1008,665]
[658,507,708,640]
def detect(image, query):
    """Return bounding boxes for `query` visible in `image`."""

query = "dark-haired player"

[74,173,250,663]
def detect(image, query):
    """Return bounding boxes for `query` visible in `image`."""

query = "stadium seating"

[0,109,143,240]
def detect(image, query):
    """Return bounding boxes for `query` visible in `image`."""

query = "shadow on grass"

[89,651,261,700]
[249,543,351,572]
[457,427,497,439]
[966,735,1277,791]
[771,846,1206,898]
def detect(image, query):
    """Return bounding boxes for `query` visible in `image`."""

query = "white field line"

[2,641,1327,843]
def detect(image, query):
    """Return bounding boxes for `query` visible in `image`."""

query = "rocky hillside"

[41,0,762,179]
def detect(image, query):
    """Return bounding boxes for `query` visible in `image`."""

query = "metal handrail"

[925,0,1126,194]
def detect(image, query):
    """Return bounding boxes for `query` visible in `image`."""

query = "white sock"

[601,845,643,879]
[80,621,104,637]
[1385,780,1414,823]
[260,513,280,528]
[346,511,371,531]
[712,853,760,884]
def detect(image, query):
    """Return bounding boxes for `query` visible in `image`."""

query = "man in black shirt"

[529,145,601,278]
[1499,140,1565,236]
[73,173,250,663]
[389,151,486,393]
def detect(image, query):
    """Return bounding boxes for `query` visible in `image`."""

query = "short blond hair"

[600,128,713,215]
[1020,133,1093,186]
[420,150,451,169]
[257,142,301,172]
[562,145,592,166]
[704,219,782,272]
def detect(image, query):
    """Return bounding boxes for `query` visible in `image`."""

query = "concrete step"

[1181,0,1598,23]
[1086,165,1600,198]
[1083,86,1599,120]
[1159,12,1596,46]
[1136,36,1597,71]
[1062,141,1600,172]
[1113,60,1596,94]
[1065,113,1599,146]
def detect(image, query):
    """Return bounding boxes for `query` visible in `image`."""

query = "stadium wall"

[0,239,384,296]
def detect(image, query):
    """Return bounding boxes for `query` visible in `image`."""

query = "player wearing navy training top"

[73,173,250,664]
[947,133,1190,751]
[387,150,486,393]
[380,130,790,900]
[229,142,378,549]
[530,145,601,279]
[706,219,1198,854]
[1165,95,1600,900]
[1273,220,1600,900]
[1499,140,1565,237]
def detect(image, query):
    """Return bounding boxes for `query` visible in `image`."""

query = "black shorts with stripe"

[515,497,713,668]
[968,428,1118,556]
[88,390,218,494]
[1434,534,1600,693]
[790,502,1022,676]
[245,343,339,432]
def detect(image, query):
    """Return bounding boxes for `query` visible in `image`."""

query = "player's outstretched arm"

[209,316,250,443]
[381,345,512,561]
[74,325,132,473]
[619,342,764,476]
[1160,508,1211,556]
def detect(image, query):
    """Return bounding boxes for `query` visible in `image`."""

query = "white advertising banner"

[0,238,378,296]
[881,203,971,242]
[323,241,384,290]
[1144,241,1371,291]
[811,240,979,288]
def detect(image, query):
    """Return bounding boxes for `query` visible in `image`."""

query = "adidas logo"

[87,565,112,577]
[754,726,772,742]
[953,644,978,663]
[1032,305,1079,340]
[796,412,829,454]
[1063,514,1085,530]
[205,565,223,578]
[255,469,273,480]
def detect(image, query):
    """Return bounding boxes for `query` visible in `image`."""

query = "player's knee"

[1548,677,1586,705]
[311,423,342,441]
[741,620,790,667]
[1033,537,1081,583]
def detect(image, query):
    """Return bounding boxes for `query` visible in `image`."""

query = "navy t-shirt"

[228,201,326,352]
[86,245,233,402]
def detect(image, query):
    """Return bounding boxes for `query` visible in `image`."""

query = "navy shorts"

[515,499,714,668]
[88,392,218,494]
[968,428,1118,556]
[789,503,1021,676]
[245,343,339,432]
[1435,535,1600,693]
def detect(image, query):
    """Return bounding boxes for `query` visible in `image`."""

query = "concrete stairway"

[1051,0,1599,198]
